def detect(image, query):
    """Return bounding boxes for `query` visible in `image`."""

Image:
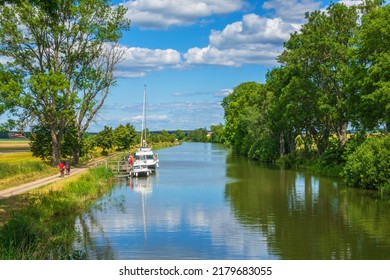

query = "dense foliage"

[343,134,390,193]
[221,1,389,191]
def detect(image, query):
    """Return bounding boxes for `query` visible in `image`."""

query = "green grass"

[0,166,115,259]
[0,152,58,191]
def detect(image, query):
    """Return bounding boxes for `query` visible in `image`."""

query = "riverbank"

[0,166,115,259]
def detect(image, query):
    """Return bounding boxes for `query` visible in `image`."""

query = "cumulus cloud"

[210,14,298,47]
[115,1,326,76]
[262,0,322,22]
[338,0,364,6]
[184,13,300,67]
[115,47,182,78]
[122,0,245,29]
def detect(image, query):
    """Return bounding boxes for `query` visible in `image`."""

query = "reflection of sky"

[288,173,320,212]
[76,143,273,260]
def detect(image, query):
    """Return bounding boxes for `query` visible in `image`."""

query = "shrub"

[342,134,390,192]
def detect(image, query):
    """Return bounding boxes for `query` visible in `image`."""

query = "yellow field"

[0,143,57,191]
[0,139,30,152]
[0,151,40,163]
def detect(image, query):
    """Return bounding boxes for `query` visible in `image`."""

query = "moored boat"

[129,85,159,177]
[134,146,159,172]
[130,161,151,177]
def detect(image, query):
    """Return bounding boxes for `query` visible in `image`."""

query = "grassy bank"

[0,166,115,259]
[278,155,344,178]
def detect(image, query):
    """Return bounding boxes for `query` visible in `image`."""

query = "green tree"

[343,134,390,192]
[29,125,52,162]
[278,3,359,151]
[266,67,301,156]
[222,82,264,150]
[186,128,208,142]
[30,124,81,162]
[0,0,130,165]
[156,129,175,142]
[222,81,278,161]
[209,124,226,144]
[114,123,137,150]
[175,129,186,141]
[95,126,114,155]
[355,2,390,130]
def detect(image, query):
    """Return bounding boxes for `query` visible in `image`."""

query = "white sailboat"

[130,85,159,177]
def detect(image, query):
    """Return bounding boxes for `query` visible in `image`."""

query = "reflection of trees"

[225,154,390,259]
[74,187,127,260]
[339,189,390,247]
[75,211,115,260]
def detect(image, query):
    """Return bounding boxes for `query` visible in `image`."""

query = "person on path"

[65,160,71,175]
[59,161,65,177]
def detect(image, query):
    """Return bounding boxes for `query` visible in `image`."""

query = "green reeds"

[0,167,114,260]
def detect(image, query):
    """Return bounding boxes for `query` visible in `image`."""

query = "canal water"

[75,142,390,260]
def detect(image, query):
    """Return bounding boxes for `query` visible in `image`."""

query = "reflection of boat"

[131,85,159,176]
[130,177,153,239]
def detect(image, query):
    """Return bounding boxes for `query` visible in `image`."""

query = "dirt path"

[0,167,88,200]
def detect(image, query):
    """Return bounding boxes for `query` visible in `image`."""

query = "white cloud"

[184,13,299,67]
[0,56,10,64]
[96,99,225,131]
[185,45,280,67]
[116,47,182,78]
[337,0,363,7]
[122,0,245,29]
[211,14,300,47]
[262,0,322,22]
[215,88,233,98]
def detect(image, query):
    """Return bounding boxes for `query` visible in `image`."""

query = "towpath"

[0,167,88,200]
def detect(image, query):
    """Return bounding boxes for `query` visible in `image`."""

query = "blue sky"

[2,0,388,132]
[101,0,351,132]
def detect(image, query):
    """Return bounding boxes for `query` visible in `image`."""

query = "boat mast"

[141,85,147,147]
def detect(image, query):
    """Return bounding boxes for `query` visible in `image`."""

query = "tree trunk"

[288,133,296,154]
[72,148,81,165]
[279,133,285,157]
[337,121,348,148]
[51,128,62,166]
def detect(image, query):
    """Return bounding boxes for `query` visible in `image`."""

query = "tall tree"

[95,125,114,155]
[278,3,359,150]
[114,123,137,150]
[355,2,390,130]
[222,82,264,151]
[0,0,130,165]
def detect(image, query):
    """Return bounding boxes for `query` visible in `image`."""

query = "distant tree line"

[220,1,390,193]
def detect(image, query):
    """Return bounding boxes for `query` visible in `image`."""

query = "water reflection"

[225,154,390,259]
[74,143,390,260]
[130,177,154,239]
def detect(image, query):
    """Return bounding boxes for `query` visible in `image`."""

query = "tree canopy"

[0,0,130,165]
[222,0,389,174]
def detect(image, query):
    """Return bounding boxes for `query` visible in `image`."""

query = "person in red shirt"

[59,161,65,177]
